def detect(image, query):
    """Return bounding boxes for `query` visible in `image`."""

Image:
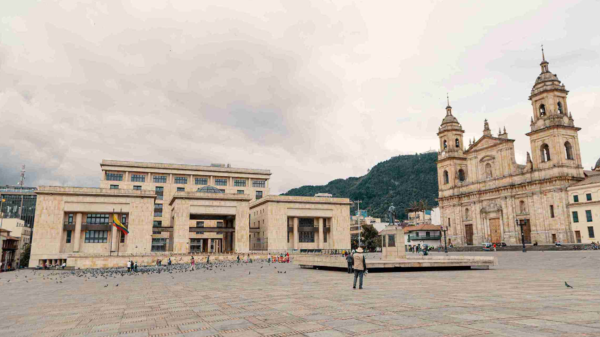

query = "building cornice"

[101,160,272,176]
[36,186,157,199]
[250,195,352,209]
[525,125,581,137]
[169,191,253,206]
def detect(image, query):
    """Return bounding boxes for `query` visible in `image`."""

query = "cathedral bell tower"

[437,96,467,193]
[526,47,583,177]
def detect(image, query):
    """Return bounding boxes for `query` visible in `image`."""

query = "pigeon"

[565,282,573,289]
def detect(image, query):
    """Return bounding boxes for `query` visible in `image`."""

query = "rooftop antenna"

[19,165,26,187]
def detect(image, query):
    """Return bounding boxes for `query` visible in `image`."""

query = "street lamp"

[515,219,527,253]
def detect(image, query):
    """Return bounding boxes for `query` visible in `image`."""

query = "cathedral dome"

[595,157,600,171]
[441,114,459,125]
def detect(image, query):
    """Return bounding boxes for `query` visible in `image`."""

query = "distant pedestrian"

[134,261,138,272]
[352,247,367,290]
[346,252,354,273]
[207,255,210,264]
[268,253,271,263]
[127,260,131,272]
[286,252,290,263]
[168,258,172,266]
[493,243,497,252]
[237,255,240,263]
[190,256,195,271]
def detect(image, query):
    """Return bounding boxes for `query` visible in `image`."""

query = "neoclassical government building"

[437,52,587,246]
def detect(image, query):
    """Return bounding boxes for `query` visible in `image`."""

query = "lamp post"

[441,225,448,254]
[515,219,527,253]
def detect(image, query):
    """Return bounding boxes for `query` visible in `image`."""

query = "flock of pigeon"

[0,258,293,287]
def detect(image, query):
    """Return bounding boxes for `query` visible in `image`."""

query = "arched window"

[539,104,546,117]
[443,140,447,150]
[455,138,460,148]
[519,200,526,214]
[485,163,493,179]
[458,169,466,182]
[564,141,573,160]
[443,170,449,184]
[541,144,551,162]
[464,208,470,220]
[557,101,563,114]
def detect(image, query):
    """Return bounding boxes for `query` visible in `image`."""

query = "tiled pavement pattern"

[1,251,600,337]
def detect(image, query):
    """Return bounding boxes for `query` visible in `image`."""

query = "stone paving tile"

[1,252,600,337]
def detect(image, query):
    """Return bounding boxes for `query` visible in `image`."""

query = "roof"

[101,160,271,175]
[196,186,224,193]
[36,186,156,198]
[595,157,600,170]
[250,195,352,208]
[403,224,441,233]
[571,174,600,188]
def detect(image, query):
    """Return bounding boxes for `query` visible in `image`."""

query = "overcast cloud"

[0,0,598,194]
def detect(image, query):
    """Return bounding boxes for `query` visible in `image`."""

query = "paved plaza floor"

[1,251,600,337]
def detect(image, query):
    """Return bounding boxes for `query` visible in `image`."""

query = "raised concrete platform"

[294,254,497,271]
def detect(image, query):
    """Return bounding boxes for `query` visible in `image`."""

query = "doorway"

[575,231,581,243]
[523,219,532,244]
[489,218,501,244]
[552,233,557,243]
[465,224,474,245]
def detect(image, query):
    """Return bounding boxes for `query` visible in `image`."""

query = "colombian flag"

[113,214,129,235]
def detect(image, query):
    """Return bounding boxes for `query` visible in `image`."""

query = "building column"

[111,217,118,252]
[73,213,83,252]
[208,238,212,253]
[318,217,324,249]
[293,217,299,250]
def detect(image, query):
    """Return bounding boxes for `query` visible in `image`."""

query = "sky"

[0,0,598,194]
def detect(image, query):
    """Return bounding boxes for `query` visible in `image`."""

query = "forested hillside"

[282,152,439,220]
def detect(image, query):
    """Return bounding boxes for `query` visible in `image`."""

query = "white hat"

[356,247,364,253]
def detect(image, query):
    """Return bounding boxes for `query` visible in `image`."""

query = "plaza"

[2,251,600,337]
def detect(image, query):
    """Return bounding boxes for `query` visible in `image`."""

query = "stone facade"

[249,195,352,252]
[567,165,600,244]
[29,186,156,267]
[437,54,586,246]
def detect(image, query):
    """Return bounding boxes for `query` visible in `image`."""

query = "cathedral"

[437,50,586,246]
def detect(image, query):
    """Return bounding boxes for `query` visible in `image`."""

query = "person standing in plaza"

[134,261,138,272]
[190,256,195,270]
[127,260,131,272]
[352,247,367,290]
[346,252,354,274]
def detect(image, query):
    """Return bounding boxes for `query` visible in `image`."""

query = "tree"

[361,224,381,252]
[19,244,31,268]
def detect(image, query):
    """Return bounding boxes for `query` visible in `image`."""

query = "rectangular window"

[120,233,125,243]
[256,191,263,200]
[131,174,146,182]
[588,226,595,239]
[196,221,204,228]
[84,230,108,243]
[68,214,73,225]
[174,177,188,184]
[121,214,127,225]
[586,193,592,201]
[195,178,208,185]
[234,179,246,187]
[154,204,163,217]
[299,231,315,243]
[237,190,244,194]
[177,187,185,192]
[550,205,555,218]
[110,185,119,189]
[574,195,579,203]
[573,211,579,223]
[426,232,430,237]
[252,180,266,188]
[215,178,228,186]
[86,214,109,224]
[106,173,123,181]
[586,210,593,222]
[155,186,164,200]
[151,238,167,252]
[153,175,167,183]
[219,189,226,193]
[66,230,72,243]
[133,185,142,190]
[153,220,162,228]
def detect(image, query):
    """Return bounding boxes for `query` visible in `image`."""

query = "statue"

[388,204,396,226]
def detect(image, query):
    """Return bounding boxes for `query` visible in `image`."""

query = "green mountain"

[281,152,439,220]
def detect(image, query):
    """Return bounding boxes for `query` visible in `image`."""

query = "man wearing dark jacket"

[345,252,354,273]
[352,247,367,289]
